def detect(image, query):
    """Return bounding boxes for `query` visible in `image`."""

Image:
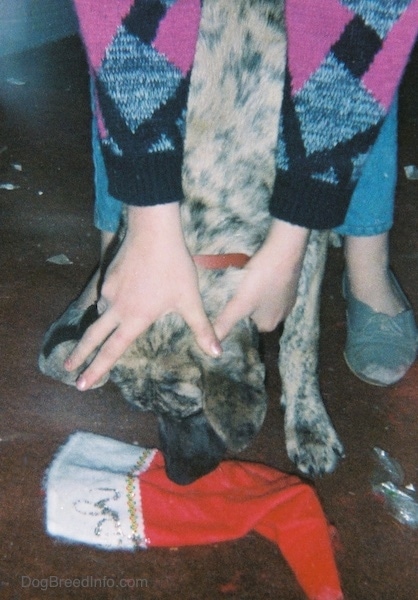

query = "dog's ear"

[38,303,109,388]
[203,354,267,452]
[158,411,227,485]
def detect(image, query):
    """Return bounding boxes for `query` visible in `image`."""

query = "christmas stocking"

[46,432,343,600]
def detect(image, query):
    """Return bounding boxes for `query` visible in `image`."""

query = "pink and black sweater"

[72,0,418,229]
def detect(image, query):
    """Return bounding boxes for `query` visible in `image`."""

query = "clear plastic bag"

[371,447,418,529]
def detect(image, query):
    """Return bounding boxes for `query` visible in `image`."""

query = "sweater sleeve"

[270,0,418,230]
[72,0,201,206]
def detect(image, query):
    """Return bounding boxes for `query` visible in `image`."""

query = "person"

[64,0,418,391]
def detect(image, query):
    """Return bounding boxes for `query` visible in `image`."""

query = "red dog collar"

[193,253,251,270]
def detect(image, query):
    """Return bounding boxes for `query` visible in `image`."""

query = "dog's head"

[112,316,267,483]
[39,305,267,485]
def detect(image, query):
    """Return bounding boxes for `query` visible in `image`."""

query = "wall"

[0,0,79,57]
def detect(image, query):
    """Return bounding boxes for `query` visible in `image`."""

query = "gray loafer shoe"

[343,272,418,386]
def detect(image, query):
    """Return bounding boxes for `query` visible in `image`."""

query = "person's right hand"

[64,203,222,390]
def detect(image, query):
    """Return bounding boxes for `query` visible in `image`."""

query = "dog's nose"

[157,412,227,485]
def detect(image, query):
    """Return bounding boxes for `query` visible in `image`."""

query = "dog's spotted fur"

[39,0,344,483]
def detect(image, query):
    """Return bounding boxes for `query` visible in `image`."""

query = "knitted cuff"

[105,149,185,206]
[269,170,352,230]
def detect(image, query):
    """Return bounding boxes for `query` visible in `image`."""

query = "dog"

[39,0,344,484]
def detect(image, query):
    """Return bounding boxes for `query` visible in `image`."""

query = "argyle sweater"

[73,0,201,206]
[72,0,418,229]
[271,0,418,228]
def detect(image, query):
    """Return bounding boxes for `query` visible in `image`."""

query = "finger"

[183,305,222,358]
[64,311,118,372]
[214,296,251,341]
[74,324,140,390]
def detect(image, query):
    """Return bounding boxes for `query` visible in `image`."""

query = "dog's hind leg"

[279,230,344,476]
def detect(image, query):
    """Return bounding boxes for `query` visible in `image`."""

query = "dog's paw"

[282,393,345,477]
[286,422,345,477]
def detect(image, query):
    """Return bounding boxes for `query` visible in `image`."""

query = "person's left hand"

[214,219,310,340]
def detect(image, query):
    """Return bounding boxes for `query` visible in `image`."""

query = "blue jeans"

[92,117,123,234]
[334,96,398,236]
[91,96,398,236]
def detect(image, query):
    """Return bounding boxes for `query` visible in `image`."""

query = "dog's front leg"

[279,230,344,476]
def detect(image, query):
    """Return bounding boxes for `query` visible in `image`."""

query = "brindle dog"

[39,0,344,484]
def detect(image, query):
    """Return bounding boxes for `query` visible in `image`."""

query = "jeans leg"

[91,82,123,234]
[334,96,398,237]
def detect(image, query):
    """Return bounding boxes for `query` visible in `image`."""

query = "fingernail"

[211,342,223,357]
[76,377,87,391]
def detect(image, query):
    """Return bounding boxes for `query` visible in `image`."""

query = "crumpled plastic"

[371,447,418,529]
[404,164,418,180]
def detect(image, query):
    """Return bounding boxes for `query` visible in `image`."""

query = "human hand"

[64,203,222,390]
[214,220,310,340]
